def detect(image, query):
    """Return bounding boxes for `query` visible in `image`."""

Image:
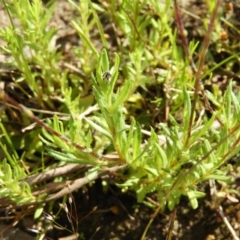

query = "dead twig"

[218,205,239,240]
[0,164,126,209]
[43,164,126,202]
[209,179,239,240]
[24,163,88,186]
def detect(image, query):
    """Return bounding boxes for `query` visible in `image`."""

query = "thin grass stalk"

[187,0,222,142]
[174,0,222,144]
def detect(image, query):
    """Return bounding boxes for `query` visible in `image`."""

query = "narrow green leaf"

[84,117,112,141]
[222,144,240,162]
[155,143,168,168]
[91,74,98,88]
[96,59,105,87]
[205,90,221,108]
[108,53,120,96]
[0,143,16,167]
[138,16,152,33]
[52,135,69,150]
[46,148,98,165]
[112,80,131,111]
[39,133,54,147]
[231,90,240,124]
[86,166,100,180]
[117,177,139,188]
[187,191,198,209]
[72,20,99,58]
[168,114,180,127]
[101,49,109,72]
[131,140,151,166]
[167,194,180,211]
[144,166,158,177]
[132,122,142,160]
[217,125,229,157]
[34,206,44,219]
[189,114,215,146]
[136,183,156,202]
[46,148,77,162]
[53,115,63,133]
[159,123,171,136]
[90,4,108,48]
[0,122,18,161]
[202,139,216,163]
[85,130,93,149]
[205,174,231,182]
[187,190,206,209]
[4,163,12,181]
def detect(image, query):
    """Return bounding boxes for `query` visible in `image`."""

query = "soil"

[0,1,240,240]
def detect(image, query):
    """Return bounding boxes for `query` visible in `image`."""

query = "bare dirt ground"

[0,1,240,240]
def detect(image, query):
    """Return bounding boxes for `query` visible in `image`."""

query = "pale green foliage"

[0,0,59,95]
[90,50,236,210]
[0,123,35,203]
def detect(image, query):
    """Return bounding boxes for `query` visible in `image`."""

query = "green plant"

[0,121,35,204]
[0,0,240,238]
